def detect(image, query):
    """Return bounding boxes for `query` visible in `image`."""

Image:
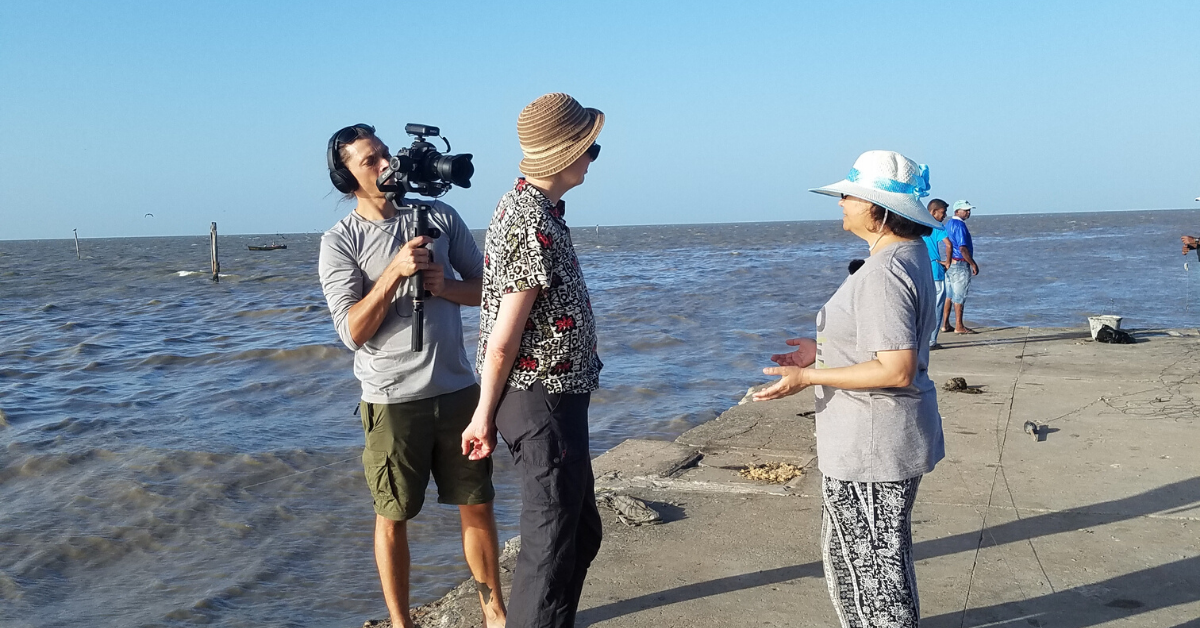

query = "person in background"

[942,200,979,334]
[921,199,951,348]
[756,150,945,628]
[462,93,605,628]
[318,124,505,628]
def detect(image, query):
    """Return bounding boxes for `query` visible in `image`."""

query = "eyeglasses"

[586,143,601,161]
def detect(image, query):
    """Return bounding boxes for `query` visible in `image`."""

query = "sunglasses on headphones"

[333,123,376,149]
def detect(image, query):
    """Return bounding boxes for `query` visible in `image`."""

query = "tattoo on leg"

[476,580,493,605]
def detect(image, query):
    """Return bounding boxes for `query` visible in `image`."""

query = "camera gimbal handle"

[397,200,439,352]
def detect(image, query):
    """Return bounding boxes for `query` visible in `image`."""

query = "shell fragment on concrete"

[597,493,663,526]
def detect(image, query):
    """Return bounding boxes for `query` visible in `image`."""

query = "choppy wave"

[233,304,324,318]
[135,343,346,367]
[0,444,506,626]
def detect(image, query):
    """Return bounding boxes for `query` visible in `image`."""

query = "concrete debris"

[943,377,983,394]
[598,493,663,526]
[1095,325,1135,344]
[738,462,804,484]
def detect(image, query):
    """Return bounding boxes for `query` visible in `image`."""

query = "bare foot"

[954,327,977,334]
[941,326,954,333]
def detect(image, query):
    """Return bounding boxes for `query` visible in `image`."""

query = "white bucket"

[1088,315,1123,340]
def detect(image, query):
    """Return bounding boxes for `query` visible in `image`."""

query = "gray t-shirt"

[813,240,945,482]
[318,202,483,404]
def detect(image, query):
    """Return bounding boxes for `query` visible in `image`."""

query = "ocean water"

[2,209,1198,627]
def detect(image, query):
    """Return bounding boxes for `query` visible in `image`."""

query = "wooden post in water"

[209,222,220,283]
[73,229,80,260]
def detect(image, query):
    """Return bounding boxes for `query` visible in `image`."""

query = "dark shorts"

[360,384,494,521]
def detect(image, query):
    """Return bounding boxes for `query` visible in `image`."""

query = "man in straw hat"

[463,92,605,627]
[318,124,506,628]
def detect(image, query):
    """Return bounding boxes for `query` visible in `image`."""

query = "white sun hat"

[810,150,942,230]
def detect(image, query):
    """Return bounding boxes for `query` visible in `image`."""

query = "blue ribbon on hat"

[847,165,930,199]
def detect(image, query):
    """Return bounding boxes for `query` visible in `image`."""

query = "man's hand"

[461,408,496,461]
[423,262,445,297]
[1183,235,1198,255]
[970,262,979,276]
[753,366,811,401]
[770,338,817,368]
[386,236,434,278]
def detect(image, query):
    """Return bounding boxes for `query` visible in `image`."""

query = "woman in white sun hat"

[754,150,945,628]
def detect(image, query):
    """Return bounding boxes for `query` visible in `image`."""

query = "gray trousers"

[496,381,602,628]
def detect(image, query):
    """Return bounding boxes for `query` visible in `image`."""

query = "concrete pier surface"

[397,326,1200,628]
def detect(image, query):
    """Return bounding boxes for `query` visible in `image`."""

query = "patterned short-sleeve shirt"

[478,178,602,394]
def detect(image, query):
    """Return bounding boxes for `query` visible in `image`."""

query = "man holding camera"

[318,124,506,628]
[462,93,605,628]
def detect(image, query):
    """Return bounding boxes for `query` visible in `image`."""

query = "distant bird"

[144,213,154,218]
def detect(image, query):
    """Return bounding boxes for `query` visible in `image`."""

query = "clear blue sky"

[1,1,1197,240]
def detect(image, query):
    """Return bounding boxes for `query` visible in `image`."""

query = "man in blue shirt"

[943,200,980,334]
[920,199,951,348]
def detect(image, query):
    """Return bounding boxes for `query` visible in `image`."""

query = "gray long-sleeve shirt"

[318,202,483,404]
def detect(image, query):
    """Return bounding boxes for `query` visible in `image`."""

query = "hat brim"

[810,180,944,230]
[519,109,604,178]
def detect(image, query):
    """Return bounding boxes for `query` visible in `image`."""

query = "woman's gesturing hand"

[753,365,812,401]
[460,408,496,461]
[770,337,817,368]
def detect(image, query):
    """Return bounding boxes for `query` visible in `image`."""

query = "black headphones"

[326,123,375,194]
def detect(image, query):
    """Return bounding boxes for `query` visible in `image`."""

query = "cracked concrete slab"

[590,439,701,480]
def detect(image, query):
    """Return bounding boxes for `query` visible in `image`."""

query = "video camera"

[376,124,474,352]
[376,124,473,199]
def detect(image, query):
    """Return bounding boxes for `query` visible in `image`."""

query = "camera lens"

[432,153,474,189]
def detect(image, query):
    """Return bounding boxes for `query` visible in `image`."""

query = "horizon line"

[4,205,1198,243]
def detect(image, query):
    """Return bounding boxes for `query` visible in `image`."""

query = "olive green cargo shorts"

[360,384,494,521]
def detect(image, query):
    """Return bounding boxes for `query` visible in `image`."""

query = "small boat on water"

[248,244,287,251]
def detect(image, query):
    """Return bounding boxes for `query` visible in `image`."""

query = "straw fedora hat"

[810,150,942,230]
[518,93,604,178]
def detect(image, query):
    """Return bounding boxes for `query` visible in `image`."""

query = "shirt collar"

[515,178,566,220]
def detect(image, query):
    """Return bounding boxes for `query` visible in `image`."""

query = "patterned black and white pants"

[821,475,923,628]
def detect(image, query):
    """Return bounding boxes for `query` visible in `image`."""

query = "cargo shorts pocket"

[360,401,382,435]
[362,448,407,520]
